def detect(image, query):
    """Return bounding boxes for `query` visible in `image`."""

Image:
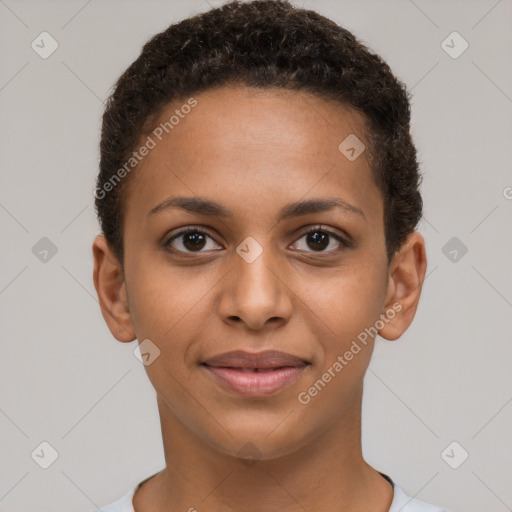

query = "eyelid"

[164,225,220,246]
[163,224,353,254]
[291,224,352,250]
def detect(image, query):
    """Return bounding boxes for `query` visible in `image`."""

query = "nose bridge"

[219,236,292,328]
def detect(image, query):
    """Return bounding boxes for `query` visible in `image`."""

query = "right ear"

[92,235,136,342]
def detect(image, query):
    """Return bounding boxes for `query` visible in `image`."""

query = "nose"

[218,242,293,332]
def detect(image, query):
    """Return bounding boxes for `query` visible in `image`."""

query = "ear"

[92,235,136,343]
[378,231,427,341]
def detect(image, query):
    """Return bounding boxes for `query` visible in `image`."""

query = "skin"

[92,85,427,512]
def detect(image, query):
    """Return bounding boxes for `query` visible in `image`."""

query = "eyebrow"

[148,196,366,221]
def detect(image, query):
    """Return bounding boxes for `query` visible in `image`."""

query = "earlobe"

[378,231,427,341]
[92,235,136,343]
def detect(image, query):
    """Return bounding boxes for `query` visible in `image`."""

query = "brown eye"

[292,227,348,253]
[165,227,221,253]
[305,231,329,251]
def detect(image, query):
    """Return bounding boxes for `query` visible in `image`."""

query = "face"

[98,85,406,461]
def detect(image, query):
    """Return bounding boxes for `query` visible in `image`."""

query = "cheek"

[126,258,209,339]
[300,263,387,346]
[294,271,381,417]
[125,259,228,383]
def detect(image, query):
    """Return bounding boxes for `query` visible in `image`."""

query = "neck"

[134,384,393,512]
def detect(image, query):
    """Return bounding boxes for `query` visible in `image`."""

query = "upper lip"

[203,350,309,369]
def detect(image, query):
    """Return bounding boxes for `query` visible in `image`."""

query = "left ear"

[378,231,427,341]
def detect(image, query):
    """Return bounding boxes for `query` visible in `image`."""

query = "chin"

[202,416,316,463]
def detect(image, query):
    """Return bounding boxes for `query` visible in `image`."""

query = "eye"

[291,226,349,253]
[164,226,222,253]
[164,225,351,255]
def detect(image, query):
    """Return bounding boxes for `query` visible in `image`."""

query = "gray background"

[0,0,511,511]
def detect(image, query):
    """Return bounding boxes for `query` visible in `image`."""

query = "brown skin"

[93,86,427,511]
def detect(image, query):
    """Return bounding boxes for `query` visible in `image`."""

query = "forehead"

[123,85,382,229]
[154,86,368,158]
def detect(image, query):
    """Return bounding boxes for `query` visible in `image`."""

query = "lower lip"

[203,365,307,398]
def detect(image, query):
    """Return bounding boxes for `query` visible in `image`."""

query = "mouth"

[201,350,310,398]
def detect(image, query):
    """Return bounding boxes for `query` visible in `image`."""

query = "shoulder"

[390,483,447,512]
[90,471,161,512]
[89,476,447,512]
[90,486,136,512]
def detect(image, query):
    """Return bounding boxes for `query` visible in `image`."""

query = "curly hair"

[95,0,422,265]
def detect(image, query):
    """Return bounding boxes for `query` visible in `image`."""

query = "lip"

[202,350,310,398]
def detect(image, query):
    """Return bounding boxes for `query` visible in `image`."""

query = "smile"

[202,350,310,398]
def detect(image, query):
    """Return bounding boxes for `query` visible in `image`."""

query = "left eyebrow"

[148,196,366,222]
[278,197,366,222]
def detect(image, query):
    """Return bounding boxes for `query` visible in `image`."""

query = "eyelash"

[164,225,351,255]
